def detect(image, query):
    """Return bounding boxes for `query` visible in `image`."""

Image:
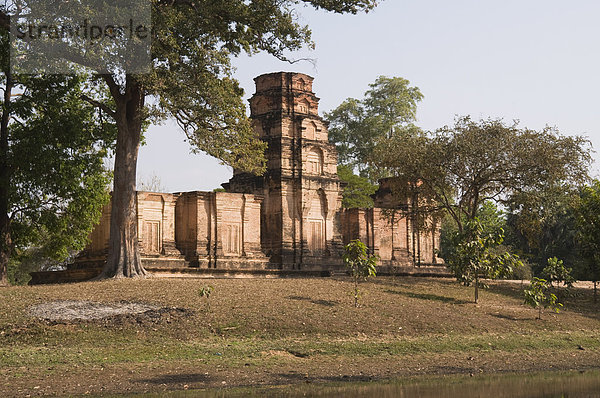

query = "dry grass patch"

[0,276,599,396]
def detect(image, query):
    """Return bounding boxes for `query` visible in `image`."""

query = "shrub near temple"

[198,285,214,312]
[343,240,377,308]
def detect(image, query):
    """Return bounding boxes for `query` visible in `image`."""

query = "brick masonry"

[71,72,441,274]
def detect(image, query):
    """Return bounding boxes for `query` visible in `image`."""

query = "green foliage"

[148,69,267,175]
[325,76,423,179]
[7,247,76,285]
[11,80,112,246]
[524,277,563,319]
[198,285,214,298]
[542,257,575,289]
[476,202,507,232]
[198,285,215,311]
[504,184,584,276]
[0,65,113,282]
[373,117,591,235]
[343,240,378,280]
[438,215,458,263]
[439,201,506,262]
[444,218,521,303]
[513,261,533,283]
[337,165,378,208]
[573,180,600,286]
[342,239,377,307]
[6,257,33,285]
[145,0,377,174]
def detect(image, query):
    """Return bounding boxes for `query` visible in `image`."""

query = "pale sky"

[137,0,600,192]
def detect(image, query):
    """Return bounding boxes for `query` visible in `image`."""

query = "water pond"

[123,369,600,397]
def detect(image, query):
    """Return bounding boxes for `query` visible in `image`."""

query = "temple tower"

[225,72,344,269]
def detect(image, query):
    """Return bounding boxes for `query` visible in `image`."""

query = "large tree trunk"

[0,75,12,285]
[0,224,9,286]
[100,76,147,278]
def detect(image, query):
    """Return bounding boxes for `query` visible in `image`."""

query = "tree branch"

[80,95,115,119]
[101,74,123,103]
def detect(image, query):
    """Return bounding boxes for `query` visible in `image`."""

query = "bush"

[524,277,563,319]
[342,240,377,308]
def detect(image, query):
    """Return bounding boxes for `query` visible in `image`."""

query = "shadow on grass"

[287,296,338,307]
[385,289,471,305]
[488,282,600,322]
[368,275,457,291]
[489,313,523,321]
[486,282,524,301]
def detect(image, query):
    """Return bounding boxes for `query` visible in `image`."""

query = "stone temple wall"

[340,207,440,268]
[174,191,268,269]
[72,191,268,270]
[72,72,442,274]
[225,72,345,270]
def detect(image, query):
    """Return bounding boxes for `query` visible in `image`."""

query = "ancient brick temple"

[73,72,441,274]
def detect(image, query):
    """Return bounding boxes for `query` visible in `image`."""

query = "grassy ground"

[1,276,599,396]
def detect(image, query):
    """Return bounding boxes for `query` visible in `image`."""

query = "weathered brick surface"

[73,72,441,274]
[227,72,344,270]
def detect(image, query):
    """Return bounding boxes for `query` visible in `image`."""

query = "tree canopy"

[325,76,423,178]
[4,0,379,278]
[372,116,592,233]
[370,116,591,293]
[504,184,583,275]
[443,217,520,303]
[573,180,600,292]
[337,165,378,208]
[0,50,114,283]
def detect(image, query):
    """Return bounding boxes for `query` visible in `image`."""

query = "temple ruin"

[69,72,442,277]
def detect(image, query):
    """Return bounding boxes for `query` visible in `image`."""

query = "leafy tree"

[366,114,589,303]
[542,257,575,289]
[4,0,378,278]
[474,201,507,232]
[373,117,591,235]
[7,245,76,285]
[524,277,563,320]
[504,184,583,275]
[325,76,423,179]
[439,201,523,282]
[342,239,377,307]
[337,165,378,208]
[513,260,533,287]
[444,218,521,303]
[439,201,506,262]
[0,45,113,283]
[541,256,575,303]
[573,180,600,301]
